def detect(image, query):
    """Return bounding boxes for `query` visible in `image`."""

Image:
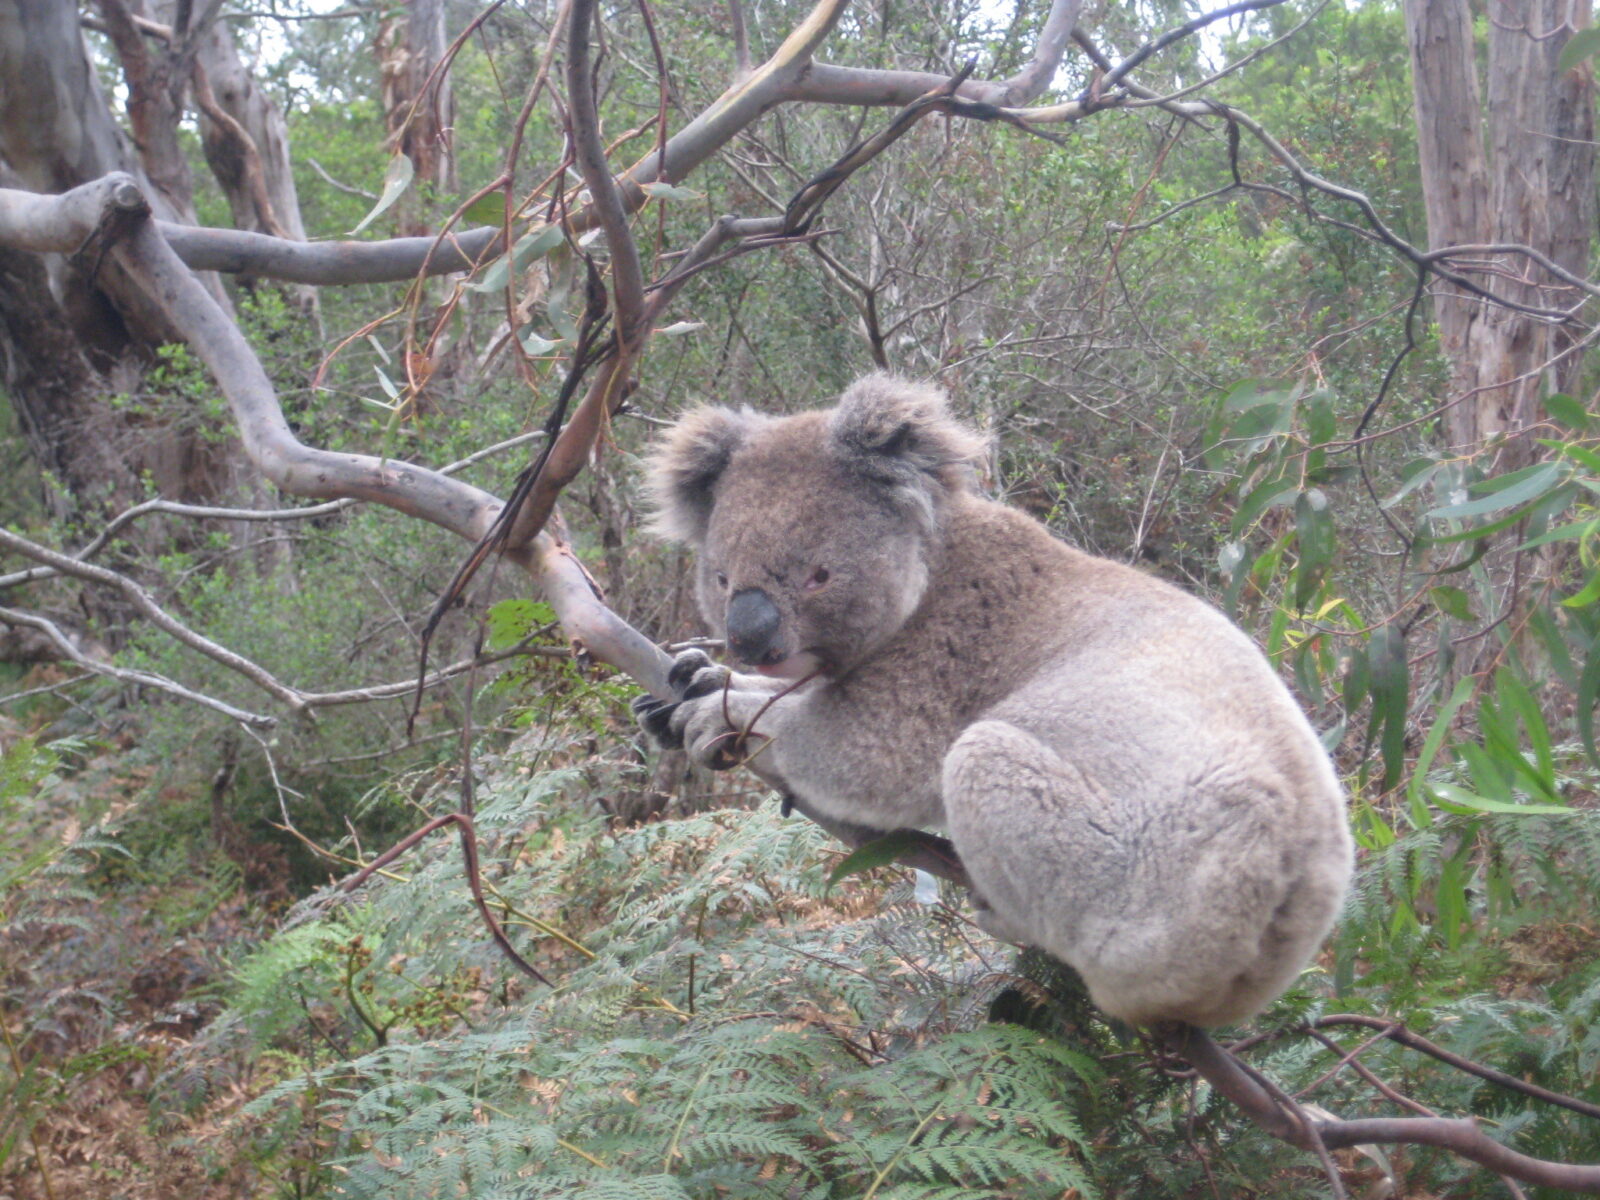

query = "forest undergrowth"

[9,685,1600,1198]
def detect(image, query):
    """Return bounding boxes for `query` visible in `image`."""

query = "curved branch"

[566,0,645,334]
[0,430,548,591]
[787,0,1085,107]
[1312,1014,1600,1121]
[0,175,510,540]
[1164,1024,1600,1194]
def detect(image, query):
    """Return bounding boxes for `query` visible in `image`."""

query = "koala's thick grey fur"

[638,375,1353,1028]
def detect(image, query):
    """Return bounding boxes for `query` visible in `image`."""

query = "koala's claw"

[631,693,683,749]
[667,648,717,695]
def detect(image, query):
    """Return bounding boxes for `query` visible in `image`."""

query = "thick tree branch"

[160,220,504,281]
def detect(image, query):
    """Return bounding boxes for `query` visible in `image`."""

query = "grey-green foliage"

[223,756,1099,1198]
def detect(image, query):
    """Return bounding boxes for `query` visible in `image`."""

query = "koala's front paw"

[633,649,739,766]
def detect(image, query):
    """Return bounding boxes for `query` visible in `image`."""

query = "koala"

[635,374,1352,1028]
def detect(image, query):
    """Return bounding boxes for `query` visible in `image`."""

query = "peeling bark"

[1405,0,1595,463]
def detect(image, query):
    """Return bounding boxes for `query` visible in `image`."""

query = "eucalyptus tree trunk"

[188,15,307,244]
[1405,0,1595,469]
[0,1,268,519]
[377,0,456,236]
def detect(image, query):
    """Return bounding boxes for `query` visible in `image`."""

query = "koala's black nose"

[726,588,782,664]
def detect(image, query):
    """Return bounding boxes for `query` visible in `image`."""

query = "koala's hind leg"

[942,719,1142,1016]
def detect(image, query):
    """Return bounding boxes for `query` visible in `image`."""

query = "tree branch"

[0,604,275,728]
[1161,1024,1600,1194]
[0,526,306,711]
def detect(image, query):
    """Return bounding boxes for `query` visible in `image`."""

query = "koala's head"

[646,374,986,678]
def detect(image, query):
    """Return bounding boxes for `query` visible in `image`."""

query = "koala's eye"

[804,566,831,592]
[715,571,729,589]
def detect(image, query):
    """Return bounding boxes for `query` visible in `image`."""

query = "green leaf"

[826,831,936,887]
[1381,457,1442,509]
[1304,389,1337,447]
[640,181,704,202]
[1427,585,1474,621]
[1423,507,1537,546]
[1407,676,1474,806]
[546,246,579,342]
[373,365,401,401]
[1563,566,1600,609]
[1581,631,1600,770]
[518,327,566,356]
[1293,488,1334,610]
[1561,441,1600,474]
[464,192,508,225]
[1426,461,1565,520]
[1428,782,1574,817]
[1229,476,1296,536]
[1202,381,1295,469]
[349,154,414,235]
[1543,392,1592,433]
[468,223,565,294]
[1516,516,1600,551]
[1558,25,1600,74]
[1367,626,1409,791]
[1530,606,1579,689]
[1496,669,1556,796]
[1342,643,1370,714]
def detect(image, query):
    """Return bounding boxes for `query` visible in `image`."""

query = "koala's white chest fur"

[644,375,1353,1028]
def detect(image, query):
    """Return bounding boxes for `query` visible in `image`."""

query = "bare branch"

[787,0,1085,108]
[299,639,567,709]
[0,527,306,711]
[565,0,645,332]
[160,220,504,283]
[727,0,750,74]
[305,156,378,201]
[1098,0,1288,94]
[1161,1024,1600,1194]
[189,58,288,238]
[0,605,275,728]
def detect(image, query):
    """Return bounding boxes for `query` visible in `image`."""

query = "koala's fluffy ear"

[646,405,759,543]
[829,374,987,493]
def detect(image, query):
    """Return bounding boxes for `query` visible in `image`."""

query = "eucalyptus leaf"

[463,192,508,226]
[1558,25,1600,74]
[1428,585,1474,621]
[1293,488,1334,610]
[1426,461,1564,520]
[640,181,704,202]
[1543,392,1592,433]
[1367,626,1409,791]
[826,830,936,887]
[1562,566,1600,609]
[1428,783,1574,818]
[349,154,414,235]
